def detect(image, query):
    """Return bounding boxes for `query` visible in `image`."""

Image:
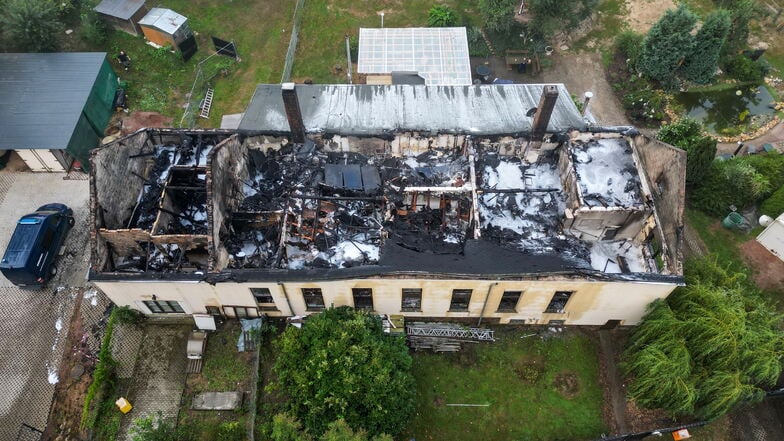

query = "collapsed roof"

[90,129,683,284]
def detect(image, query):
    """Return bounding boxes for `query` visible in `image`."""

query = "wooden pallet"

[186,358,203,374]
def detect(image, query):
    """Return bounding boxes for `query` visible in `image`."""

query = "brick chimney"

[531,85,559,142]
[281,82,306,144]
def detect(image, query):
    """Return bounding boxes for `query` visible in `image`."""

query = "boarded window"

[450,289,472,311]
[302,288,325,311]
[545,291,573,313]
[143,300,184,314]
[352,288,374,311]
[401,288,422,311]
[497,291,522,312]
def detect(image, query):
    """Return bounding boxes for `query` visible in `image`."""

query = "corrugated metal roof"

[0,52,107,150]
[138,7,186,35]
[94,0,145,20]
[358,27,472,86]
[238,84,586,136]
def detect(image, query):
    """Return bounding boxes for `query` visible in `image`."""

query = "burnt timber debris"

[91,127,680,281]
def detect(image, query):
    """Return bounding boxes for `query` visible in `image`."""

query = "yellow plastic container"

[115,397,133,414]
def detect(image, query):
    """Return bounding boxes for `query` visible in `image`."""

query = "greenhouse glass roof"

[357,27,472,86]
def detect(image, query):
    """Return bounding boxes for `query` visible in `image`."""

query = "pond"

[674,85,776,133]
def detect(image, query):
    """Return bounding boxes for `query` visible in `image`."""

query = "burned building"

[90,83,685,326]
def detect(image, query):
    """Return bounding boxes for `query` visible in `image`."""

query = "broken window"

[205,306,222,316]
[352,288,374,311]
[302,288,325,311]
[450,289,472,311]
[497,291,522,312]
[250,288,278,311]
[545,291,573,313]
[143,300,184,314]
[401,288,422,311]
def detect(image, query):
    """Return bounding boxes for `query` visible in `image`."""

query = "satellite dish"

[526,107,537,117]
[759,215,774,227]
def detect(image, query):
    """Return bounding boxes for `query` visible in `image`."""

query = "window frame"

[449,289,472,311]
[223,305,258,319]
[302,288,325,311]
[352,288,374,311]
[496,290,522,312]
[143,300,185,314]
[544,291,573,314]
[401,288,423,312]
[250,287,278,311]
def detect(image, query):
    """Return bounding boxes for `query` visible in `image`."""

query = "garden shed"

[93,0,148,36]
[757,213,784,261]
[0,53,117,172]
[138,7,196,59]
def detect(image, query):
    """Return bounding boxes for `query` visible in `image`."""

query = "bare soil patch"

[121,111,174,135]
[553,371,580,399]
[625,0,676,34]
[739,240,784,292]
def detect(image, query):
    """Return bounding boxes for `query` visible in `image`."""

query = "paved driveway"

[0,171,91,439]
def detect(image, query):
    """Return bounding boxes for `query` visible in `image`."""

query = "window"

[224,305,258,319]
[401,288,422,311]
[545,291,573,313]
[205,306,222,316]
[449,289,472,311]
[497,291,522,312]
[302,288,325,311]
[352,288,374,311]
[251,288,278,311]
[144,300,184,314]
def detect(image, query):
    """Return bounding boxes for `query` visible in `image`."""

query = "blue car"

[0,204,74,288]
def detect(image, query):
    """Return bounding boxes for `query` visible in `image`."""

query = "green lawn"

[401,329,606,441]
[293,1,481,82]
[685,208,759,273]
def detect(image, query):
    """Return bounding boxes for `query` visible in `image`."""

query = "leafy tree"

[273,307,415,437]
[527,0,597,36]
[428,5,457,27]
[624,258,784,420]
[657,118,717,187]
[725,55,767,83]
[478,0,518,34]
[684,10,731,84]
[637,5,697,87]
[1,0,63,52]
[690,160,772,215]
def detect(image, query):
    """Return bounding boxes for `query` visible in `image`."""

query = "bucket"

[722,212,744,229]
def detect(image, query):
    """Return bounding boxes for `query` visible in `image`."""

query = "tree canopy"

[478,0,518,34]
[623,258,784,420]
[1,0,63,52]
[657,118,717,187]
[273,307,415,437]
[637,5,697,86]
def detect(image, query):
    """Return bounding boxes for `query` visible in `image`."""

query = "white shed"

[756,213,784,261]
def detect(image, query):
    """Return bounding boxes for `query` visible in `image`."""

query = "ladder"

[406,325,495,341]
[199,88,214,119]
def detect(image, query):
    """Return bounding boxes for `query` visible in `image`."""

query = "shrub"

[690,159,772,215]
[113,305,144,324]
[467,26,491,57]
[724,55,766,83]
[129,412,195,441]
[614,30,644,67]
[428,5,457,27]
[657,118,717,187]
[479,0,518,34]
[760,185,784,218]
[622,88,668,124]
[637,5,697,87]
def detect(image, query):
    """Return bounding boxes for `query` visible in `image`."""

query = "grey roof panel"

[238,84,586,136]
[139,7,186,34]
[0,53,108,150]
[94,0,145,20]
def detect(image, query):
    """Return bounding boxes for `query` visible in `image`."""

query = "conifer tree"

[637,5,697,86]
[684,10,731,84]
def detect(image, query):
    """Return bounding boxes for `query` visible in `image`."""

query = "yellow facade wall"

[94,277,676,325]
